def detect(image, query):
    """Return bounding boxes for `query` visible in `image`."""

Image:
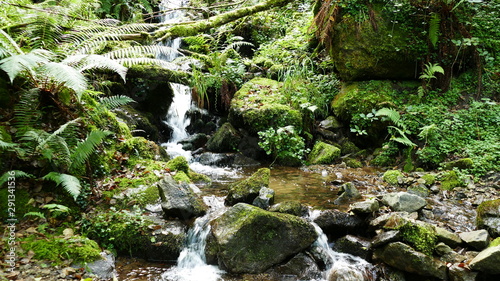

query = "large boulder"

[476,199,500,238]
[225,168,270,206]
[469,245,500,275]
[207,203,318,274]
[158,176,208,219]
[373,242,447,279]
[228,78,302,135]
[206,123,241,153]
[458,230,490,250]
[381,192,427,212]
[313,209,366,239]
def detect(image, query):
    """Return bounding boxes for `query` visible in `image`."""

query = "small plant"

[258,126,308,166]
[418,62,445,98]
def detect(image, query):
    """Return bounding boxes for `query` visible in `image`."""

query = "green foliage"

[421,174,436,186]
[258,126,308,166]
[42,172,82,200]
[97,0,154,22]
[98,95,135,109]
[429,13,441,48]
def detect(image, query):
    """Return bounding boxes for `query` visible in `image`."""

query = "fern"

[24,212,46,219]
[224,40,254,52]
[98,95,135,109]
[63,54,128,82]
[0,50,51,83]
[375,108,401,126]
[42,172,81,200]
[0,170,35,187]
[429,13,441,48]
[12,89,41,134]
[114,58,177,68]
[104,45,181,60]
[69,129,112,172]
[0,29,23,57]
[22,15,63,50]
[38,62,88,99]
[389,126,417,147]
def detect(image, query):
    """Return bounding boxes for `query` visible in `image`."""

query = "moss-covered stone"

[421,174,436,186]
[173,171,191,183]
[208,203,317,274]
[345,158,363,168]
[226,168,270,206]
[268,201,309,217]
[166,156,189,174]
[340,140,360,155]
[118,137,166,162]
[206,122,241,152]
[440,170,462,190]
[490,237,500,247]
[476,199,500,237]
[442,158,474,170]
[308,141,341,165]
[383,170,404,186]
[397,221,438,256]
[228,78,302,135]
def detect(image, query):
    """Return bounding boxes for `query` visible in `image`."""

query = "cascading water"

[161,196,226,281]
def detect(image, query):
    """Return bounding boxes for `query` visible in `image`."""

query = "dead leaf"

[63,228,74,239]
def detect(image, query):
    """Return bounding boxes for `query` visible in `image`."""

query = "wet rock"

[459,230,490,250]
[225,168,270,206]
[469,245,500,275]
[308,141,341,165]
[448,263,478,281]
[373,242,447,279]
[328,264,366,281]
[113,106,161,141]
[320,116,343,130]
[350,199,380,214]
[407,184,431,198]
[208,203,317,274]
[158,176,208,219]
[476,199,500,238]
[375,264,406,281]
[196,152,236,166]
[435,226,462,248]
[334,182,361,204]
[371,230,401,248]
[178,133,208,151]
[82,252,116,279]
[252,187,275,209]
[269,201,309,217]
[269,252,322,280]
[233,153,261,166]
[369,212,417,230]
[381,192,427,213]
[206,122,241,153]
[313,210,366,239]
[333,235,372,260]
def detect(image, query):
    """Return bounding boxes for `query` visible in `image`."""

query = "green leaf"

[98,95,135,109]
[69,130,112,172]
[0,170,35,187]
[38,62,88,99]
[42,172,81,200]
[429,13,441,48]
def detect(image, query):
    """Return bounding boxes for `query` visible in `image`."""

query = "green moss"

[21,234,101,265]
[118,137,162,161]
[189,171,212,184]
[490,237,500,247]
[340,140,360,155]
[206,122,241,152]
[397,222,437,256]
[382,170,404,186]
[476,199,500,228]
[442,158,474,170]
[166,156,189,174]
[173,171,191,183]
[421,174,436,186]
[440,170,462,190]
[308,141,341,164]
[345,158,363,168]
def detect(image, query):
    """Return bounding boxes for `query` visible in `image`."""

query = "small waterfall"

[162,196,226,281]
[309,211,375,281]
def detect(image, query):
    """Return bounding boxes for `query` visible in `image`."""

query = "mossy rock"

[229,78,302,135]
[329,5,422,80]
[308,141,341,165]
[113,105,160,141]
[268,201,309,217]
[225,168,270,206]
[345,158,363,168]
[206,122,242,153]
[442,158,474,170]
[440,170,462,190]
[383,170,404,186]
[476,199,500,237]
[421,174,436,186]
[490,237,500,247]
[118,136,167,161]
[208,203,318,274]
[173,171,191,183]
[166,156,189,174]
[397,221,438,256]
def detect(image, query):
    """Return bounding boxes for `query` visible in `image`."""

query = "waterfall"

[161,196,226,281]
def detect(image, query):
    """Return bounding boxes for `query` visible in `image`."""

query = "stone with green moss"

[173,171,191,183]
[340,140,360,155]
[490,238,500,247]
[476,199,500,237]
[308,141,341,165]
[345,158,363,168]
[440,170,462,190]
[268,201,309,217]
[226,168,270,206]
[421,174,436,186]
[206,122,241,152]
[158,176,207,219]
[166,156,190,174]
[118,136,166,162]
[229,78,302,135]
[382,170,404,186]
[397,221,438,256]
[207,203,317,274]
[442,158,474,170]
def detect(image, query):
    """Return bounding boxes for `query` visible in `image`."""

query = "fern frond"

[224,41,254,52]
[0,29,23,57]
[69,130,112,172]
[0,50,52,83]
[0,170,35,187]
[375,108,401,125]
[114,23,156,33]
[63,54,128,82]
[115,58,177,69]
[42,172,81,200]
[24,212,46,219]
[389,126,416,147]
[22,15,63,50]
[13,89,42,134]
[98,95,135,109]
[429,13,441,48]
[418,124,438,139]
[38,62,88,99]
[104,45,182,60]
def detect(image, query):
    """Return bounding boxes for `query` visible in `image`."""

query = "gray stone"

[196,152,235,166]
[207,203,317,274]
[320,116,343,130]
[269,252,322,280]
[178,133,208,151]
[158,176,208,219]
[313,209,365,238]
[469,245,500,275]
[225,168,270,206]
[449,263,478,281]
[372,230,401,248]
[351,199,380,214]
[459,230,490,250]
[476,199,500,237]
[269,201,309,217]
[435,226,462,248]
[81,252,115,280]
[373,242,447,279]
[252,187,275,209]
[333,235,372,260]
[334,182,361,205]
[381,192,427,212]
[206,122,241,153]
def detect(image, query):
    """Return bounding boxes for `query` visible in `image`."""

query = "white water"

[161,196,226,281]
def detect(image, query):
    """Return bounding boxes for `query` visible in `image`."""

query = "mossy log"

[154,0,294,42]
